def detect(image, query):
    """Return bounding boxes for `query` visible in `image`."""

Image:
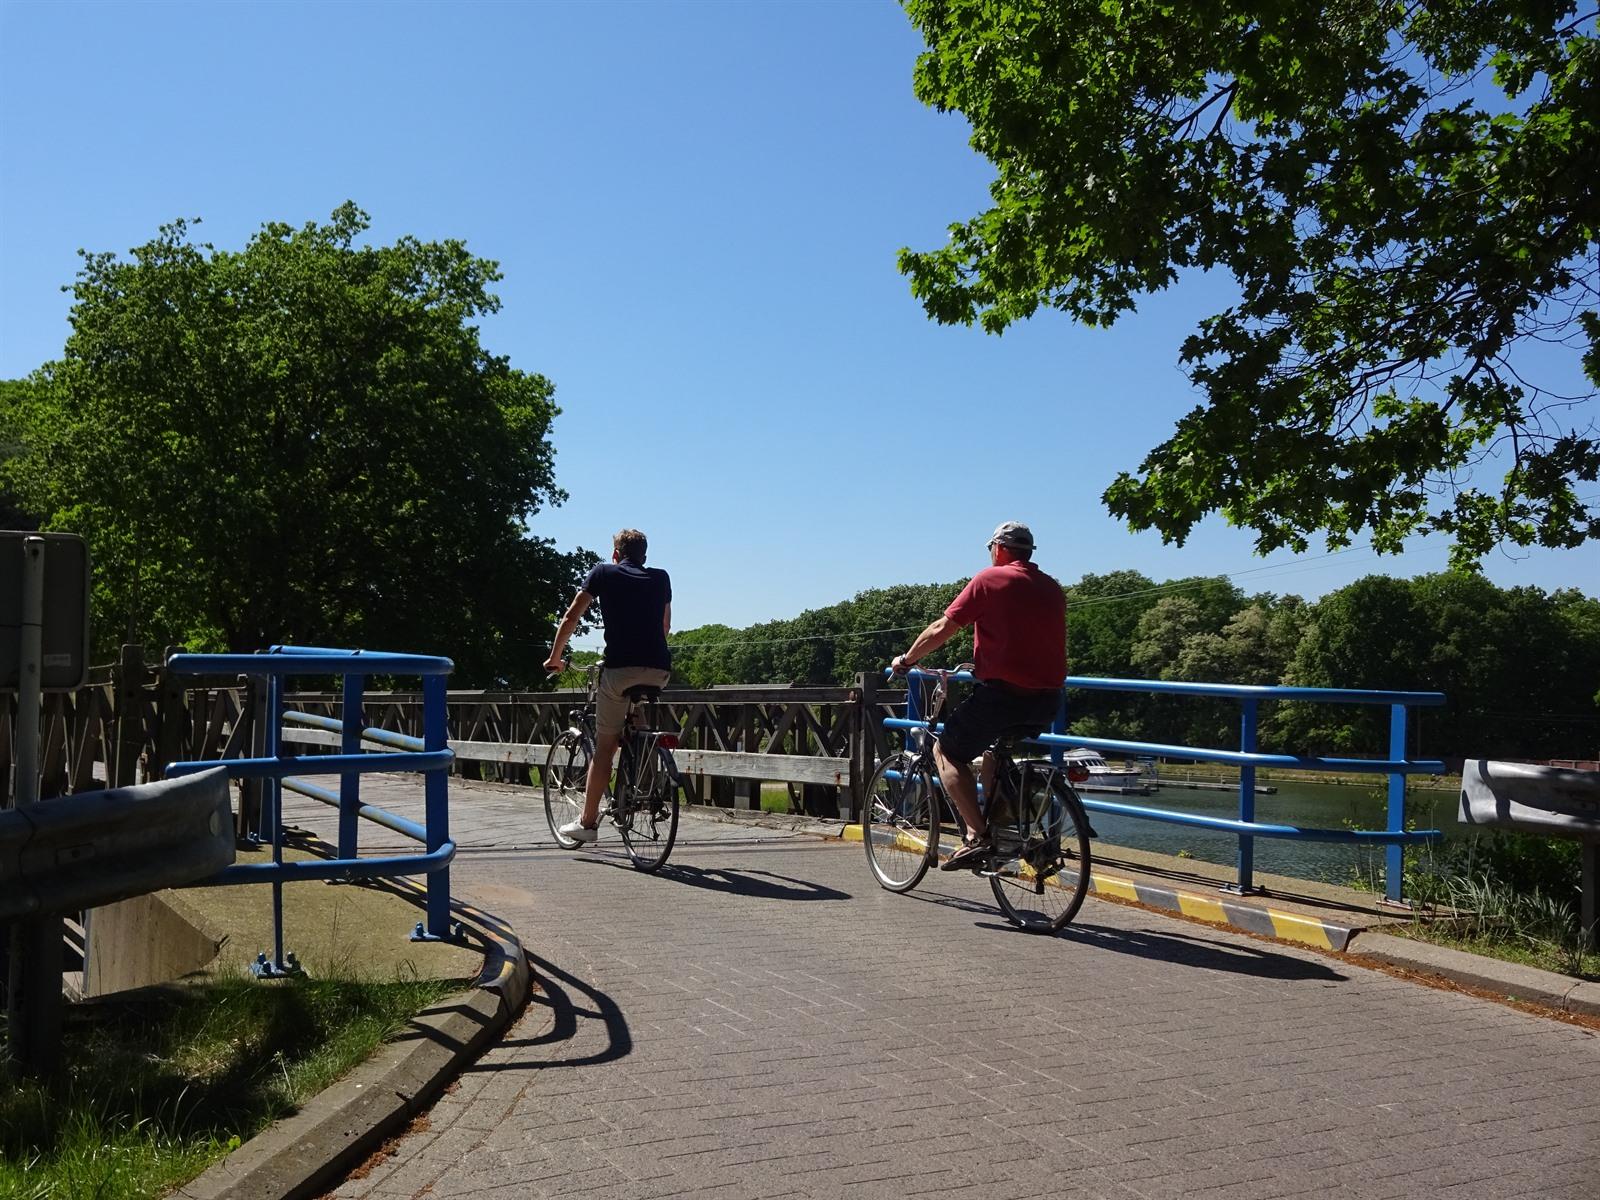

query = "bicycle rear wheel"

[617,748,680,872]
[862,751,937,892]
[544,729,592,848]
[989,768,1091,933]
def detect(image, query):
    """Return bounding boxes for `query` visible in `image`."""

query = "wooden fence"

[0,647,906,823]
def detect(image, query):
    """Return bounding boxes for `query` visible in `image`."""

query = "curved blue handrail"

[165,644,457,969]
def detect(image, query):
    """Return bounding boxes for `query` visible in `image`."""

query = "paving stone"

[307,785,1600,1200]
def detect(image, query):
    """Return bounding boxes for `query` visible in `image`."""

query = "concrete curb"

[839,822,1358,951]
[1346,930,1600,1017]
[171,893,529,1200]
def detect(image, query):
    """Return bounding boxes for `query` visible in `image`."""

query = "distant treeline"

[668,571,1600,761]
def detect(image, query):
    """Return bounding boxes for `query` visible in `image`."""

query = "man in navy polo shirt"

[892,521,1066,870]
[544,528,672,843]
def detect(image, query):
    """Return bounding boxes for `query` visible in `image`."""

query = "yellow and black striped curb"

[842,823,1356,952]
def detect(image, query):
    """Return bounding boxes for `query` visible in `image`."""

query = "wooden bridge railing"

[0,647,904,823]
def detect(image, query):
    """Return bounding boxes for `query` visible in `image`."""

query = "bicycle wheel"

[617,748,680,873]
[543,729,592,848]
[990,768,1091,933]
[862,751,937,892]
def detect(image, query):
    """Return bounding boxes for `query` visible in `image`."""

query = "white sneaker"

[558,820,598,845]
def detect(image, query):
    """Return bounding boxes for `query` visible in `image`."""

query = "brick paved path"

[304,779,1600,1200]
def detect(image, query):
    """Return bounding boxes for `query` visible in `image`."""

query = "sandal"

[941,834,993,872]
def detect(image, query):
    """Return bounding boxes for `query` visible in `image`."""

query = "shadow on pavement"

[904,887,1347,981]
[468,952,632,1072]
[579,857,852,901]
[1055,922,1349,981]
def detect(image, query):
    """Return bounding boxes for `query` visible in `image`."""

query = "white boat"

[1061,749,1152,795]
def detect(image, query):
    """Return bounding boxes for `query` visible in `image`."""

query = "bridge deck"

[280,777,1600,1200]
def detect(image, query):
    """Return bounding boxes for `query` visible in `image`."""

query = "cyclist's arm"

[895,615,962,671]
[543,590,594,672]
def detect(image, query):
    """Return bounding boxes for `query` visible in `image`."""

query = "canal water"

[1086,777,1462,886]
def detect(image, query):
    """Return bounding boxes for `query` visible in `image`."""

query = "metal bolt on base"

[411,920,467,944]
[251,950,306,979]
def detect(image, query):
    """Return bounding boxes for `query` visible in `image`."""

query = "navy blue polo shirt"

[581,562,672,670]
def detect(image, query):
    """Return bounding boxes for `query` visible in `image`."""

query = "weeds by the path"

[0,971,460,1200]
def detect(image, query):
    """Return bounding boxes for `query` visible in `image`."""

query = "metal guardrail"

[165,644,459,976]
[892,669,1448,901]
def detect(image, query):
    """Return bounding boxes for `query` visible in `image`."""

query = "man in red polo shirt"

[892,521,1066,870]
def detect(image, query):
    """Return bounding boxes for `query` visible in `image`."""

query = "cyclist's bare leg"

[582,727,622,827]
[933,740,986,840]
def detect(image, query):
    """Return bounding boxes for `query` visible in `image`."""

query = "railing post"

[1050,689,1067,768]
[7,536,63,1075]
[422,673,452,939]
[1386,703,1407,905]
[112,643,145,787]
[852,671,878,823]
[154,646,187,779]
[339,673,364,859]
[904,670,922,752]
[240,672,269,843]
[262,671,295,975]
[1231,698,1259,895]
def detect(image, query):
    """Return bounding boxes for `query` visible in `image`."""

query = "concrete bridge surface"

[281,777,1599,1200]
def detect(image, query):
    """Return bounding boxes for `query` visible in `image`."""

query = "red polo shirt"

[944,561,1066,691]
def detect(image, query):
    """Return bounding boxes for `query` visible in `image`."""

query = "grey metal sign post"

[2,531,90,1073]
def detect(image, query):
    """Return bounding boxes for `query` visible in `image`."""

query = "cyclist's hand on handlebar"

[542,651,569,675]
[891,655,913,677]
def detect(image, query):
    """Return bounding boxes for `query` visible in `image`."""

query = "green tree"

[901,1,1599,565]
[3,204,588,683]
[0,380,39,531]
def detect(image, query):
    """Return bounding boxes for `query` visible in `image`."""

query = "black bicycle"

[862,664,1092,932]
[543,663,682,872]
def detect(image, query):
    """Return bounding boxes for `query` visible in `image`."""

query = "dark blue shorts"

[938,682,1061,764]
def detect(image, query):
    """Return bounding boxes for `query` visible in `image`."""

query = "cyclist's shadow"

[582,856,851,901]
[907,887,1346,982]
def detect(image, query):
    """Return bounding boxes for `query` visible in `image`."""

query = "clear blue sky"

[2,0,1594,647]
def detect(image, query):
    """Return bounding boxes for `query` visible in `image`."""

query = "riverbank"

[1152,761,1457,791]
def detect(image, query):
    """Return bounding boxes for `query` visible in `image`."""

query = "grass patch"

[1388,922,1600,982]
[0,970,460,1200]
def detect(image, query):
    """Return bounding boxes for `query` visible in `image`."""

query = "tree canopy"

[900,0,1599,566]
[1,204,589,683]
[670,570,1600,760]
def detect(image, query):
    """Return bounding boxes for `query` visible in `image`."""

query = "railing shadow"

[466,952,632,1072]
[580,856,852,901]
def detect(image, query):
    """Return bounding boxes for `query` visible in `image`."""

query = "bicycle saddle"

[623,684,663,702]
[995,723,1047,743]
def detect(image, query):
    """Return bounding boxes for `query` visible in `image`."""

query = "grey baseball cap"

[988,521,1035,550]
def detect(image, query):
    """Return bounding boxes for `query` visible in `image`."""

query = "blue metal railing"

[890,670,1446,902]
[165,645,458,976]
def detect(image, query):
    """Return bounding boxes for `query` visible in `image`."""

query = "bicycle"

[543,662,683,872]
[861,664,1092,933]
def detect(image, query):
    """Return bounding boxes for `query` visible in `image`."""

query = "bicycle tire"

[617,747,680,873]
[989,768,1091,933]
[543,729,593,848]
[862,751,937,892]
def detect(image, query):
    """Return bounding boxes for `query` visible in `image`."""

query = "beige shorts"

[596,666,671,735]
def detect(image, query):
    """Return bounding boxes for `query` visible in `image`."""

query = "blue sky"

[2,0,1595,647]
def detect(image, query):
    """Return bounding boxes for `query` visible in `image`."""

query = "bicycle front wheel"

[990,770,1091,933]
[617,749,680,872]
[543,729,592,848]
[862,752,937,893]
